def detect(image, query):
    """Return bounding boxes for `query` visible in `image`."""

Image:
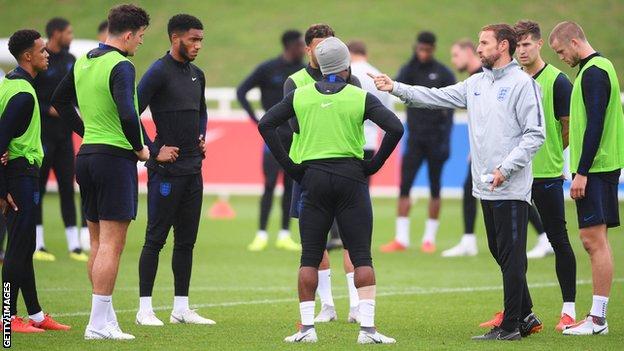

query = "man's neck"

[578,43,596,61]
[523,56,546,76]
[18,64,37,79]
[492,55,512,69]
[104,38,126,54]
[169,48,187,63]
[46,40,62,54]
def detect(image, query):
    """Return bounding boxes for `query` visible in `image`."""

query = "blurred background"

[1,0,623,195]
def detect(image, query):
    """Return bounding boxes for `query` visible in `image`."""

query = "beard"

[178,44,194,62]
[480,51,501,69]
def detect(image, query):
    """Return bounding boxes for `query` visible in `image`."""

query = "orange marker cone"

[208,193,236,219]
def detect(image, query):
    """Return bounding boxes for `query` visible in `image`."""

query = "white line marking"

[53,278,623,318]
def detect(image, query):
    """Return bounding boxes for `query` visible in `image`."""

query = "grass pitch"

[8,194,624,350]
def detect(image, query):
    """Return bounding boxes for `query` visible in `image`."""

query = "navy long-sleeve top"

[137,52,207,176]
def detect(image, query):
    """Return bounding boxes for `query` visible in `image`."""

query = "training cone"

[208,194,236,219]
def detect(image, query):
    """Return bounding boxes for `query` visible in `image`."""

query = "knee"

[144,237,166,252]
[173,240,194,252]
[579,231,602,254]
[301,249,324,268]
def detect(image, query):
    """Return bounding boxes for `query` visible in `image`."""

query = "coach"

[370,23,545,341]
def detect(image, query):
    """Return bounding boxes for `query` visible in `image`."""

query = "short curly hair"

[167,14,203,39]
[107,4,150,36]
[8,29,41,60]
[304,24,335,46]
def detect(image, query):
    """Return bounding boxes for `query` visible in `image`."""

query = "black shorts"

[299,168,373,268]
[399,133,449,197]
[76,153,138,222]
[574,171,620,229]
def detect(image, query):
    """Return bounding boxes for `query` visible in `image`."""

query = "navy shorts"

[76,153,138,222]
[574,171,620,229]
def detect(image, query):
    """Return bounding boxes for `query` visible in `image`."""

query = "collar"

[531,63,548,79]
[579,52,602,71]
[322,74,346,83]
[482,59,520,81]
[98,43,128,57]
[165,51,191,68]
[5,66,35,85]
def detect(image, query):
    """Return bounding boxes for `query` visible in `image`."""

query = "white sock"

[359,299,376,328]
[590,295,609,318]
[346,272,359,308]
[562,302,576,319]
[537,232,549,245]
[256,230,268,240]
[80,227,91,250]
[173,296,190,313]
[317,269,334,307]
[462,233,476,244]
[139,296,153,314]
[29,310,44,323]
[395,217,410,247]
[65,226,80,251]
[107,298,118,326]
[36,225,45,250]
[88,294,111,330]
[422,218,439,243]
[277,229,290,240]
[300,301,315,326]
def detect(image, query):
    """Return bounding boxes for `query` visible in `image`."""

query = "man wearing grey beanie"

[259,36,403,344]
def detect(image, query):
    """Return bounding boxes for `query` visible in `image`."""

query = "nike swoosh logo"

[192,77,197,81]
[295,332,309,342]
[81,65,91,69]
[494,201,505,208]
[321,102,333,108]
[545,183,555,189]
[593,327,607,334]
[474,92,481,96]
[171,315,185,323]
[584,214,596,222]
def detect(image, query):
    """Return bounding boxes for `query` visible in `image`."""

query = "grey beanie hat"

[315,37,351,75]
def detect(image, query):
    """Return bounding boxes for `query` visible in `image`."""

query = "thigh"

[173,174,203,246]
[262,150,279,186]
[491,200,529,258]
[92,155,138,221]
[145,170,181,241]
[298,170,334,265]
[575,174,611,229]
[75,155,98,222]
[532,180,566,235]
[5,176,38,255]
[335,178,373,267]
[52,137,76,187]
[400,137,424,196]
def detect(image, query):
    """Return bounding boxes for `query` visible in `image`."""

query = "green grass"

[9,194,624,350]
[1,0,623,86]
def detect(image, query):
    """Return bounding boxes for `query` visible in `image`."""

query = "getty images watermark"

[3,282,10,348]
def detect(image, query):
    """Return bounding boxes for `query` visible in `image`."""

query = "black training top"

[137,52,208,176]
[237,55,304,122]
[0,67,39,198]
[52,43,143,160]
[260,75,403,184]
[34,47,75,140]
[395,56,456,136]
